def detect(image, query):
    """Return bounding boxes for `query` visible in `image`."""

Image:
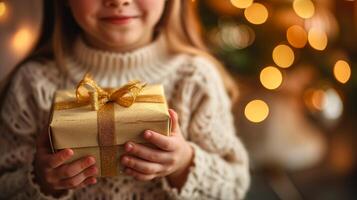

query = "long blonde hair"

[34,0,239,102]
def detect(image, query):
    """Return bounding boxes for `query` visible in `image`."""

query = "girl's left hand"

[121,109,193,183]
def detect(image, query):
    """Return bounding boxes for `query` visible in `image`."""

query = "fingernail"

[121,156,129,164]
[91,178,97,184]
[126,143,134,152]
[144,131,152,138]
[88,157,96,165]
[66,149,74,156]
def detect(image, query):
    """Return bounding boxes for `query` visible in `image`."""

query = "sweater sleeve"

[0,62,73,200]
[162,57,250,199]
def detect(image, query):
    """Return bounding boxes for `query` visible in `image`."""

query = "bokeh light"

[244,3,269,25]
[293,0,315,19]
[245,100,270,123]
[260,66,283,90]
[210,22,255,50]
[304,87,343,120]
[0,2,6,17]
[272,44,295,68]
[230,0,253,9]
[334,60,351,84]
[311,89,325,110]
[287,25,308,48]
[305,9,339,39]
[308,27,328,51]
[304,88,323,111]
[12,28,33,54]
[322,89,343,120]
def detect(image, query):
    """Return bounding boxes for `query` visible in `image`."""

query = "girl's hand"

[34,129,98,196]
[121,109,194,187]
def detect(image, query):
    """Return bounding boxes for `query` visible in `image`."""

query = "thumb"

[168,109,180,134]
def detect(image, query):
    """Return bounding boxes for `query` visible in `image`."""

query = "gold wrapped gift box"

[48,77,171,177]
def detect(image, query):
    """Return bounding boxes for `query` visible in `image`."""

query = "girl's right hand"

[34,129,98,196]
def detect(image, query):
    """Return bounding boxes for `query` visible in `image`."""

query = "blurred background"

[0,0,356,199]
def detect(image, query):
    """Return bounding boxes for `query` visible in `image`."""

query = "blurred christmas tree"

[197,0,357,125]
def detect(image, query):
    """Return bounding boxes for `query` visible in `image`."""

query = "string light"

[244,3,269,25]
[260,66,283,90]
[308,27,328,51]
[272,44,295,68]
[287,25,308,48]
[230,0,253,9]
[293,0,315,19]
[244,100,270,123]
[334,60,351,84]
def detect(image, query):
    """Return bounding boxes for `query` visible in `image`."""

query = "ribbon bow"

[76,73,148,110]
[55,73,164,111]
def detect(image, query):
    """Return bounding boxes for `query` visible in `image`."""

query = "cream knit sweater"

[0,36,250,200]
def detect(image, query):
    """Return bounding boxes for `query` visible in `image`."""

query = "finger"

[143,130,175,151]
[57,156,96,179]
[121,155,163,175]
[124,168,156,181]
[45,149,74,169]
[124,142,173,164]
[168,109,180,134]
[55,165,98,190]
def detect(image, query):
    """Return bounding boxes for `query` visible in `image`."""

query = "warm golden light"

[334,60,351,84]
[287,25,308,48]
[0,2,6,17]
[231,0,253,9]
[311,89,325,110]
[272,44,295,68]
[293,0,315,19]
[217,23,256,50]
[308,27,328,51]
[244,3,269,25]
[304,89,324,111]
[260,66,283,90]
[304,88,343,119]
[12,28,33,54]
[244,100,269,123]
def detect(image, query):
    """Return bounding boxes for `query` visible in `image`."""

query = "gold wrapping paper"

[48,84,171,177]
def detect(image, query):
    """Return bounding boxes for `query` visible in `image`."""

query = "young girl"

[0,0,250,199]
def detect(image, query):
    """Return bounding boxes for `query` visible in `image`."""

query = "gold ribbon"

[54,73,165,176]
[55,73,165,111]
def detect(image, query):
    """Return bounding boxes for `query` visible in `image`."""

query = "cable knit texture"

[0,35,250,200]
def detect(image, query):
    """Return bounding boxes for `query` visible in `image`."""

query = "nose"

[104,0,131,8]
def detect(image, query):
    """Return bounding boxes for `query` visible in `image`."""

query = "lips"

[101,16,138,25]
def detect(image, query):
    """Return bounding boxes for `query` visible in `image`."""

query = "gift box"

[48,74,171,177]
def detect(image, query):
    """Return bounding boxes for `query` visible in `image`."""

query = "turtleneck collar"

[66,34,172,88]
